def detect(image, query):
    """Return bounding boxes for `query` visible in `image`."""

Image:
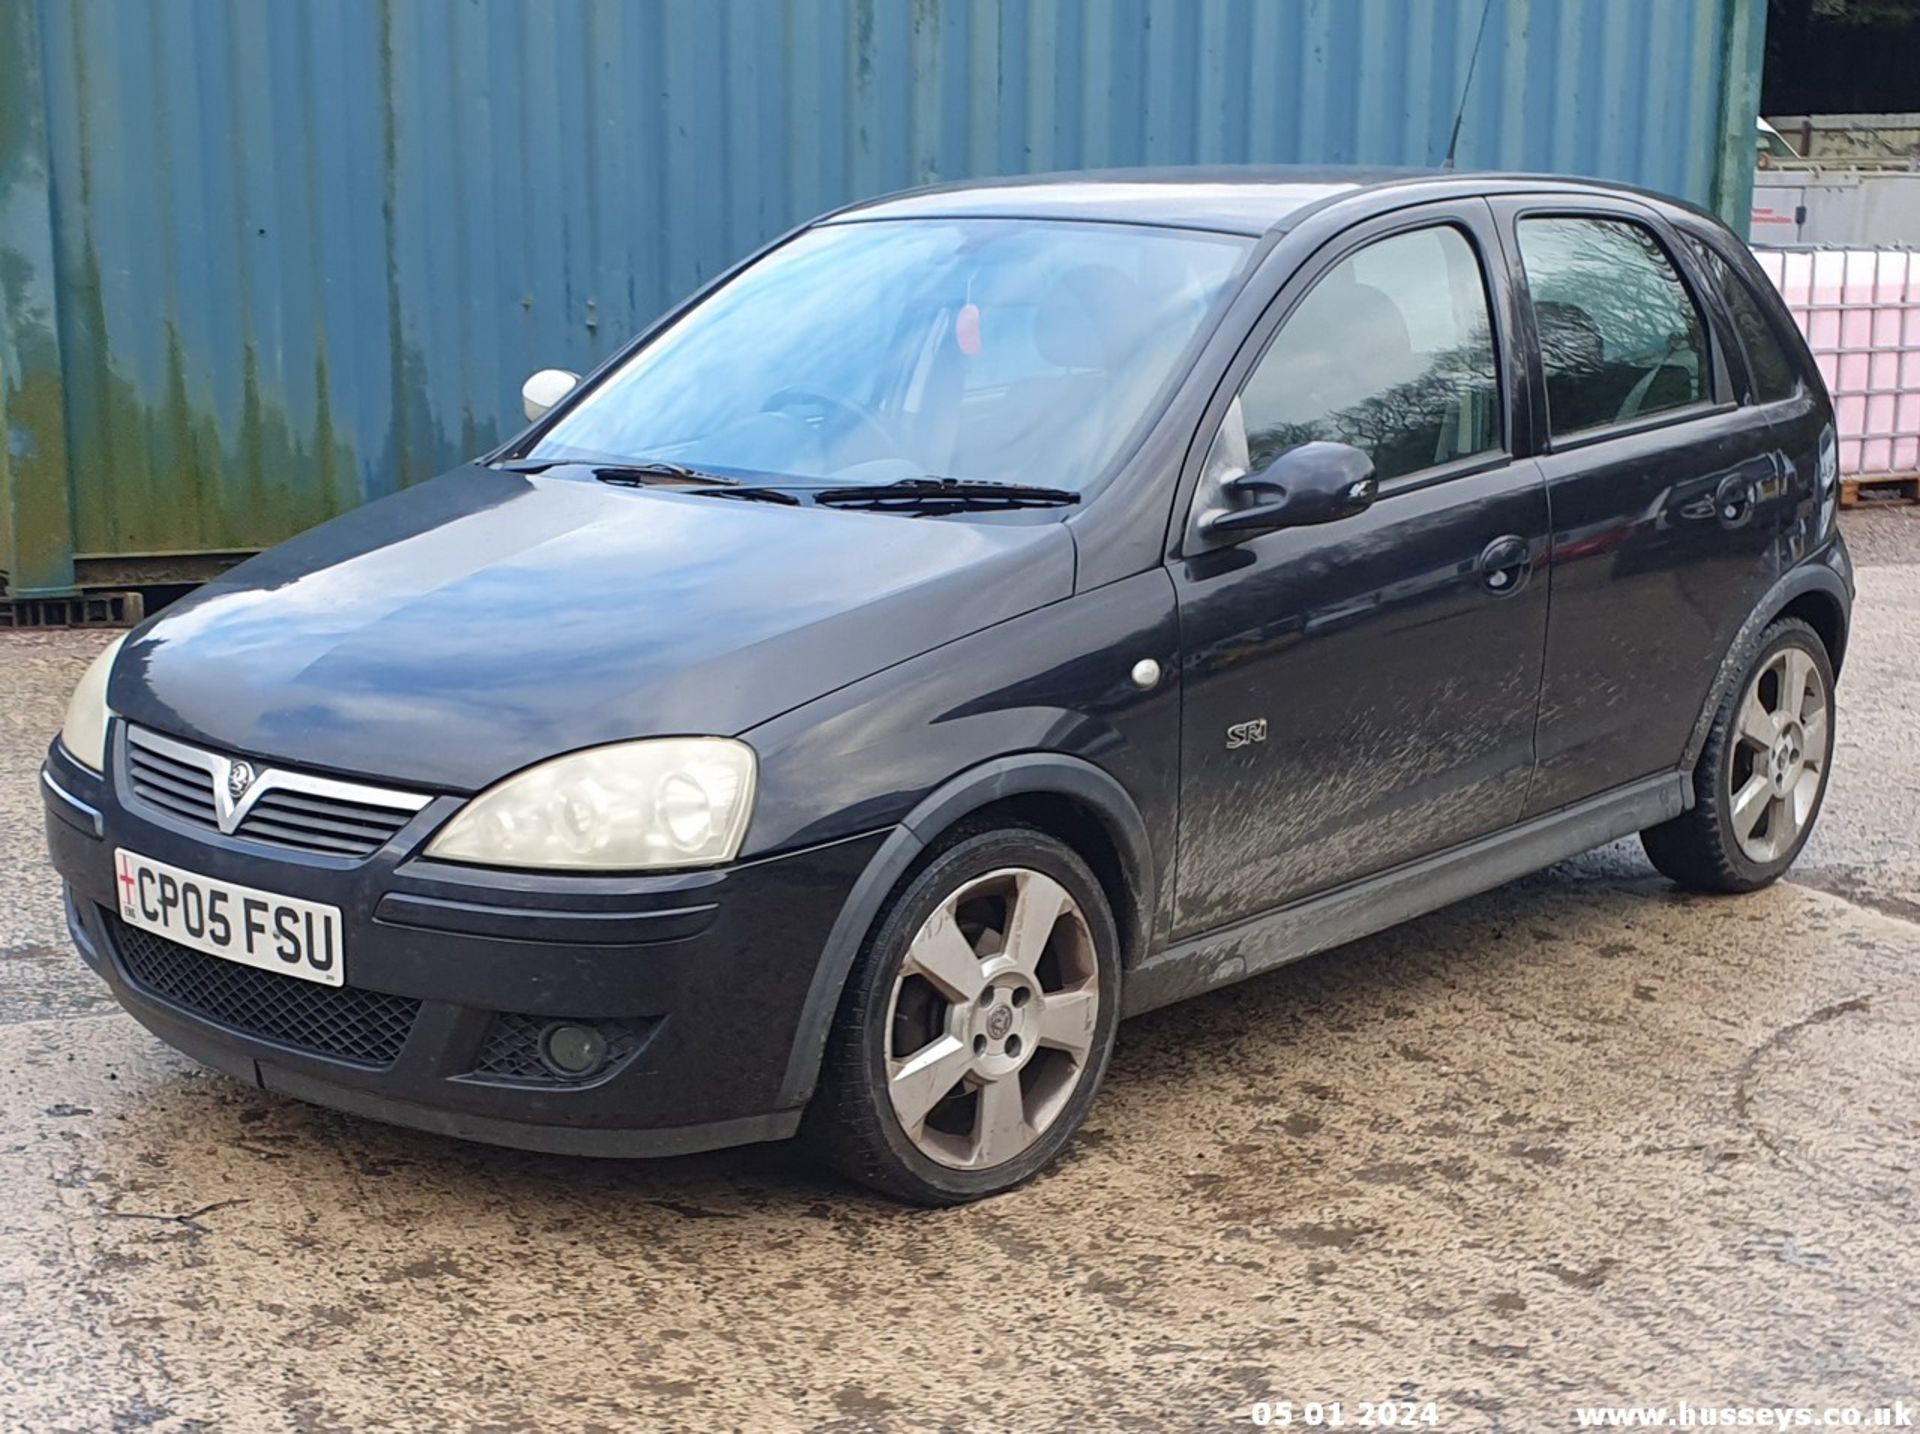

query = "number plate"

[113,848,345,987]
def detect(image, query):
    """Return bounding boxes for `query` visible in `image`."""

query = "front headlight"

[425,738,757,871]
[59,633,128,773]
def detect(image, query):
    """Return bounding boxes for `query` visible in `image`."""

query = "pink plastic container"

[1752,247,1920,478]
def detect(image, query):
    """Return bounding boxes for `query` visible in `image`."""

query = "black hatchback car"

[44,168,1850,1204]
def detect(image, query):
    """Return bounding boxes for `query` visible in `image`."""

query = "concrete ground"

[2,512,1915,1432]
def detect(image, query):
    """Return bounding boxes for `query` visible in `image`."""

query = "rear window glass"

[1681,234,1799,404]
[1518,216,1708,438]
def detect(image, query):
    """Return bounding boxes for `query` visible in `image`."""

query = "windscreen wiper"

[589,461,740,488]
[810,477,1080,511]
[490,457,742,487]
[595,467,807,503]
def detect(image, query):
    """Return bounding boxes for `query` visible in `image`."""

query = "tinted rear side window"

[1518,216,1707,438]
[1680,234,1799,404]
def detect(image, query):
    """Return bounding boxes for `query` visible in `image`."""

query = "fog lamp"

[539,1022,610,1078]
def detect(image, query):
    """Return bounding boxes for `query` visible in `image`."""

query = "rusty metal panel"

[0,0,76,595]
[2,0,1767,593]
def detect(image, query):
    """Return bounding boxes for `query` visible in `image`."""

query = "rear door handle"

[1478,534,1533,595]
[1714,472,1756,527]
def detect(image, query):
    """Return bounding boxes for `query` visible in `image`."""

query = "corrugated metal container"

[1755,247,1920,479]
[3,0,1766,597]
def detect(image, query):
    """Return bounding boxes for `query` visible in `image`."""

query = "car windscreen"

[523,218,1252,492]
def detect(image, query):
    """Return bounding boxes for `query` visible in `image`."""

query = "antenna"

[1444,0,1497,171]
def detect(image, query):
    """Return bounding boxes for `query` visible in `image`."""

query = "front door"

[1171,206,1550,937]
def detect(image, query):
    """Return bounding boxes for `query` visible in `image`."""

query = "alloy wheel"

[1727,644,1831,865]
[883,867,1101,1170]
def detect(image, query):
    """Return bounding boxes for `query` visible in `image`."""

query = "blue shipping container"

[1,0,1766,596]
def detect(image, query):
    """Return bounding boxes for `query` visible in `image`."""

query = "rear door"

[1488,199,1785,815]
[1168,201,1550,936]
[1673,225,1837,567]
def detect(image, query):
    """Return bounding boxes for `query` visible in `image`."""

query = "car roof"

[826,165,1707,237]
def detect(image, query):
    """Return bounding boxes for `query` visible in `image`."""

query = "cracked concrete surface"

[2,513,1916,1431]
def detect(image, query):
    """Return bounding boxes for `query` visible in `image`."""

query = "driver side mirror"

[1202,441,1378,541]
[522,368,580,423]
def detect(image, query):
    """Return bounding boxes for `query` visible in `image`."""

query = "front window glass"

[1230,224,1502,483]
[1518,216,1708,437]
[527,219,1250,491]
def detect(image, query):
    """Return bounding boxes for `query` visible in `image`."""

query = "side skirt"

[1121,772,1689,1018]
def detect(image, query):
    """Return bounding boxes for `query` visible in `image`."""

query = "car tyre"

[1641,617,1835,893]
[806,825,1121,1206]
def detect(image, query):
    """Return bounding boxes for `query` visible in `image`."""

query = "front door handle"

[1478,534,1533,595]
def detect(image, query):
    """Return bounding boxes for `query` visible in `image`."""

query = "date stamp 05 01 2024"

[1249,1401,1442,1428]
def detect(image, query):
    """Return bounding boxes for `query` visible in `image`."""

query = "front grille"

[125,726,425,859]
[110,915,419,1066]
[469,1012,654,1084]
[127,736,219,824]
[231,787,417,858]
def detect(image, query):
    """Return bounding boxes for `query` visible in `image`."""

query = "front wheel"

[806,827,1121,1205]
[1642,617,1835,893]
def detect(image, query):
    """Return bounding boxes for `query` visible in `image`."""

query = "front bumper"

[43,731,886,1157]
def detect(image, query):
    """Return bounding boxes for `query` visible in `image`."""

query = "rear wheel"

[807,827,1120,1205]
[1642,617,1835,892]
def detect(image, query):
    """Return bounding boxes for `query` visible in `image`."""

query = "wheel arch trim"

[1681,558,1851,774]
[776,753,1155,1110]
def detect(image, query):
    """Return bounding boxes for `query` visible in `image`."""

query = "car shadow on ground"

[90,852,1691,1221]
